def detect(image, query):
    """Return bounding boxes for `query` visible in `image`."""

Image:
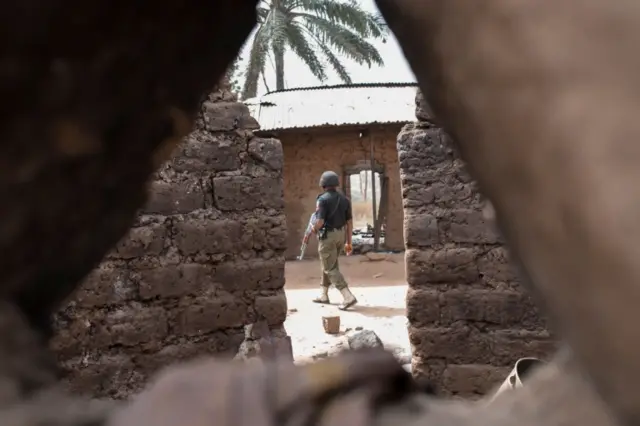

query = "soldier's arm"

[313,199,326,233]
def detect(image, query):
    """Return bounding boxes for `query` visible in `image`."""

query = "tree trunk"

[261,72,271,93]
[242,76,258,99]
[274,47,285,91]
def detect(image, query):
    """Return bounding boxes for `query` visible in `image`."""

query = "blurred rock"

[347,330,384,350]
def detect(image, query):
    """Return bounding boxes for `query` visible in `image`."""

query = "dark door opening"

[343,164,387,253]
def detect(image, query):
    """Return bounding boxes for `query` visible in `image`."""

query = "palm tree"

[240,0,388,99]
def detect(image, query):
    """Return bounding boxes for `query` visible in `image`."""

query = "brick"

[440,289,544,328]
[174,134,241,172]
[112,224,166,259]
[488,330,556,364]
[135,332,244,375]
[173,218,243,255]
[400,172,434,188]
[215,258,285,291]
[403,178,459,207]
[60,353,136,397]
[415,90,436,123]
[410,326,553,366]
[176,296,249,336]
[405,248,478,285]
[101,369,147,399]
[91,306,169,348]
[441,209,502,244]
[427,182,456,205]
[402,186,435,209]
[442,364,510,396]
[406,288,440,328]
[207,88,237,103]
[439,182,475,206]
[213,176,283,211]
[144,180,206,214]
[397,128,451,168]
[409,326,489,364]
[202,101,259,131]
[74,266,135,307]
[402,174,475,210]
[453,159,475,184]
[243,215,287,251]
[248,138,284,171]
[410,355,446,385]
[139,263,217,299]
[478,247,519,285]
[404,214,439,247]
[50,316,92,358]
[255,291,287,325]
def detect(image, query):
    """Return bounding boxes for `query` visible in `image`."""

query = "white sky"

[235,0,416,97]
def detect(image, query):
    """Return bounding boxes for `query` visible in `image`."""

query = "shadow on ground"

[350,305,407,318]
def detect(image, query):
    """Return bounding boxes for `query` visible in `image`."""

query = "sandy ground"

[284,253,411,364]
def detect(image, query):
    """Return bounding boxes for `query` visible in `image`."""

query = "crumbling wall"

[399,91,554,397]
[50,84,290,399]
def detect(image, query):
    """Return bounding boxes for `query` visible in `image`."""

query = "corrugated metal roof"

[244,83,418,132]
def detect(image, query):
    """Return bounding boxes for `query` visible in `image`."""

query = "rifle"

[297,212,317,260]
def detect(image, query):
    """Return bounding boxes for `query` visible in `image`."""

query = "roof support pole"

[370,133,379,251]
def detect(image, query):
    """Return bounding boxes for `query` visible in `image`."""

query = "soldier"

[303,171,358,310]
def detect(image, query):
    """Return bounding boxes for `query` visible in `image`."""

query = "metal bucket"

[489,357,544,401]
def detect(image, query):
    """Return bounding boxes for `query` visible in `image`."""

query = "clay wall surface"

[50,86,290,399]
[400,92,555,397]
[275,125,404,259]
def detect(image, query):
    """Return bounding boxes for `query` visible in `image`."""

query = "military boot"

[312,286,330,304]
[338,287,357,311]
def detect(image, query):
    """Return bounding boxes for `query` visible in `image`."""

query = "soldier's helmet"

[319,171,340,188]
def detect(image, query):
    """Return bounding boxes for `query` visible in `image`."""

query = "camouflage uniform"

[312,171,357,310]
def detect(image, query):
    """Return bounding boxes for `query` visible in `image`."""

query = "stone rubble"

[347,330,384,351]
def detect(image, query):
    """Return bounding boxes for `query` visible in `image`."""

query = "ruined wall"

[51,85,290,399]
[277,125,404,259]
[400,92,554,397]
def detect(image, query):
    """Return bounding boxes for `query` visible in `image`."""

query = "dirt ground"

[284,252,411,365]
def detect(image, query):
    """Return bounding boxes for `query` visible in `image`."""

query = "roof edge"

[253,120,412,135]
[262,82,418,96]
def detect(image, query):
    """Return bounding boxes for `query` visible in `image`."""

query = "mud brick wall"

[276,125,404,259]
[399,91,555,398]
[50,84,290,399]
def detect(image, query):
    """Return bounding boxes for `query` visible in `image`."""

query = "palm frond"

[244,0,386,94]
[293,0,388,38]
[304,27,352,83]
[241,25,271,99]
[285,22,328,82]
[301,15,384,67]
[264,6,290,52]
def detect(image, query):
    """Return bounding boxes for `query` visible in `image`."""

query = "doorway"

[343,163,388,253]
